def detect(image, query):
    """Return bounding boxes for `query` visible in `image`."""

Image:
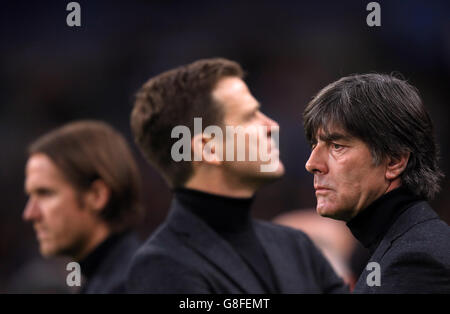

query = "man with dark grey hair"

[303,73,450,293]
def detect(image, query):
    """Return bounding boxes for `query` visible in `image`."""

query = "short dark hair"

[29,120,142,231]
[131,58,244,187]
[303,73,444,200]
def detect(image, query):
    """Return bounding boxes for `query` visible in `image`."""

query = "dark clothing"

[79,231,141,294]
[127,189,348,294]
[173,188,278,292]
[348,187,422,256]
[348,188,450,293]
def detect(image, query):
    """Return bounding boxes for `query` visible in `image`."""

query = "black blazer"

[127,199,348,293]
[353,202,450,293]
[81,232,141,294]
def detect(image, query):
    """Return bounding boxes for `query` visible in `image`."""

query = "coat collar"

[347,187,422,254]
[166,197,329,293]
[354,202,440,291]
[253,222,309,293]
[166,198,265,293]
[369,201,439,262]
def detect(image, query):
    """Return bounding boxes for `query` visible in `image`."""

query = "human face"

[305,128,389,221]
[23,154,97,259]
[212,77,284,184]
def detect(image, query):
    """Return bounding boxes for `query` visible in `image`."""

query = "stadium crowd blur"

[1,0,449,292]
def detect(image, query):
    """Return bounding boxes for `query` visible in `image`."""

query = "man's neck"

[185,171,257,198]
[74,223,111,262]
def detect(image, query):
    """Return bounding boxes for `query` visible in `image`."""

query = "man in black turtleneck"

[173,188,278,293]
[304,73,450,293]
[127,58,347,293]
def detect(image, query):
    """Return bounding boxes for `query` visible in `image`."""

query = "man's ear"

[191,132,222,166]
[385,152,410,181]
[191,133,204,162]
[84,179,111,213]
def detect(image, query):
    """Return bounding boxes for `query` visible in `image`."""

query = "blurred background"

[1,0,449,292]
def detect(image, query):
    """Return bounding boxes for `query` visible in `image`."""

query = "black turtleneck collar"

[174,187,254,234]
[347,187,423,254]
[173,187,279,293]
[79,231,126,279]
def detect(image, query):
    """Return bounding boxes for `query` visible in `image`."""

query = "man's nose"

[23,197,42,222]
[305,144,328,174]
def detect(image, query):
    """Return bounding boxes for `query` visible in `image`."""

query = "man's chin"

[39,243,58,258]
[258,163,285,183]
[261,159,285,177]
[316,205,353,222]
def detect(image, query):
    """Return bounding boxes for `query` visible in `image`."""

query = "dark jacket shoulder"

[354,202,450,293]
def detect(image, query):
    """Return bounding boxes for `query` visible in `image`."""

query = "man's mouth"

[34,226,48,240]
[314,186,333,194]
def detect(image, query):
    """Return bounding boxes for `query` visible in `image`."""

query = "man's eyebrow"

[318,132,353,143]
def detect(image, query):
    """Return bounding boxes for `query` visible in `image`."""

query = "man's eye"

[332,143,343,150]
[36,189,54,196]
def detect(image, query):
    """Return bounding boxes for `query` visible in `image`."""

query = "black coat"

[353,202,450,293]
[127,199,348,293]
[81,232,141,294]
